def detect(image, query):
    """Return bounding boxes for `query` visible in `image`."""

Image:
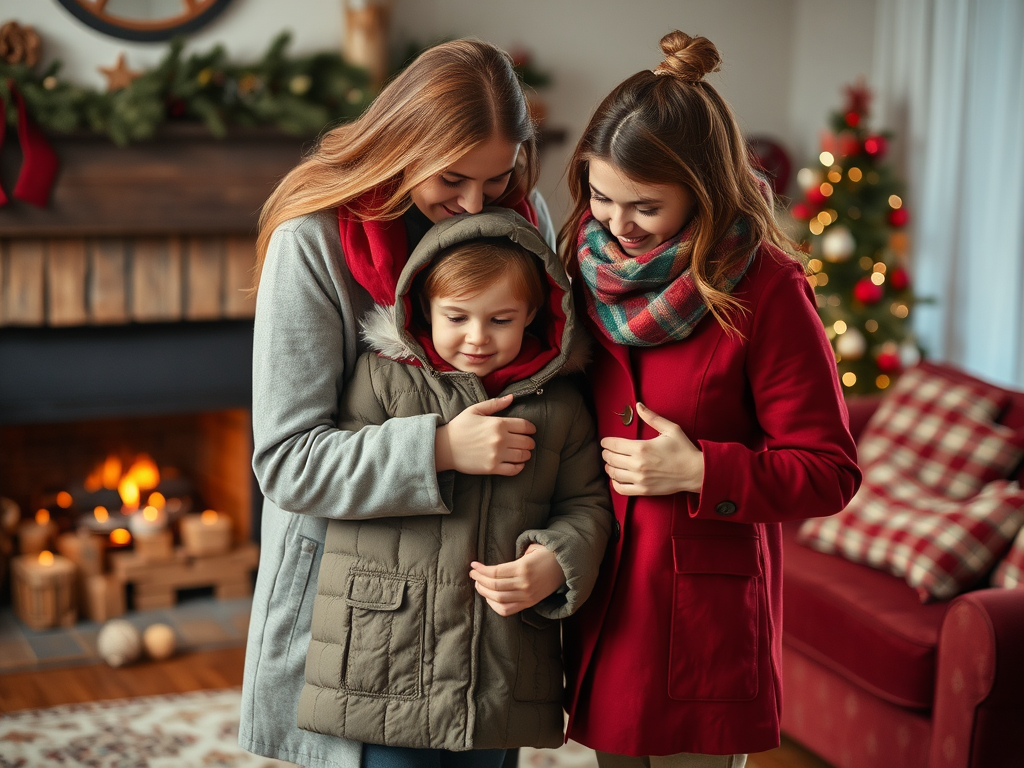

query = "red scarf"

[338,185,538,306]
[411,328,549,397]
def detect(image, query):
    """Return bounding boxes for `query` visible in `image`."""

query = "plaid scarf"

[576,211,756,347]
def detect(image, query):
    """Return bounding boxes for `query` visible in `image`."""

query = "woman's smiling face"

[587,158,696,256]
[411,136,521,223]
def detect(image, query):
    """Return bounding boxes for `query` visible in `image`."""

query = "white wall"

[8,0,876,221]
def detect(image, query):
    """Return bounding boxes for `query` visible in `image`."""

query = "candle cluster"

[6,450,238,630]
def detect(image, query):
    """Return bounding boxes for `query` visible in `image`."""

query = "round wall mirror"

[55,0,234,43]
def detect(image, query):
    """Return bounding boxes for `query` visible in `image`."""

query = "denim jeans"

[362,744,507,768]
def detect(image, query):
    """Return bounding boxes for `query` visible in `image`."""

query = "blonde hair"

[422,238,546,312]
[254,39,539,288]
[558,31,794,334]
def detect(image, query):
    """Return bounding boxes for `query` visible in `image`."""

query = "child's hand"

[600,402,704,496]
[469,543,566,616]
[435,395,537,476]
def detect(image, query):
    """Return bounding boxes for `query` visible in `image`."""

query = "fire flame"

[147,492,166,510]
[35,509,50,525]
[118,477,140,511]
[94,506,109,523]
[101,456,122,490]
[38,550,54,566]
[126,454,160,490]
[110,528,131,545]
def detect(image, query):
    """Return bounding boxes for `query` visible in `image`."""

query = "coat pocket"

[343,570,427,699]
[282,535,320,658]
[513,610,562,703]
[667,535,762,702]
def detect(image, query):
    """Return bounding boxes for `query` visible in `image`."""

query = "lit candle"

[11,550,78,630]
[128,505,173,561]
[18,509,59,555]
[81,504,127,534]
[180,509,232,557]
[128,505,168,535]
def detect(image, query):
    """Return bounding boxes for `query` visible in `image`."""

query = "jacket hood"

[361,207,588,395]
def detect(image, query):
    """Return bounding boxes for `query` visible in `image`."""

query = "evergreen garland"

[0,31,373,146]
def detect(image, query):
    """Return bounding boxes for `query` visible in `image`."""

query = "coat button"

[611,520,621,541]
[715,501,738,516]
[614,404,634,426]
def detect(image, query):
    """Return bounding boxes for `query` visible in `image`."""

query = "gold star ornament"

[99,53,142,92]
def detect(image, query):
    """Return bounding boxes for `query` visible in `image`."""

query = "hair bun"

[654,31,721,82]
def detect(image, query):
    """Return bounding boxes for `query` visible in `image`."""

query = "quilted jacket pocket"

[513,610,562,703]
[343,571,426,699]
[667,535,762,702]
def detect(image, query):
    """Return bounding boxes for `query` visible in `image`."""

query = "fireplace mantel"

[0,126,307,422]
[0,125,307,238]
[0,126,310,328]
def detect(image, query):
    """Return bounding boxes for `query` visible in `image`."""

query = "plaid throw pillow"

[992,526,1024,589]
[799,463,1024,601]
[856,365,1024,499]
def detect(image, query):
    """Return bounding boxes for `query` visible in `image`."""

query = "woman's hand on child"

[600,402,704,496]
[435,394,537,476]
[469,543,566,616]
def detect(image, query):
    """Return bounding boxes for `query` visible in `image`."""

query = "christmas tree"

[790,80,922,396]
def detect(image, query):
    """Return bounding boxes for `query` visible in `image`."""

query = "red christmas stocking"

[0,81,59,208]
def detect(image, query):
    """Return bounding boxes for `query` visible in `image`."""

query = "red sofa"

[780,363,1024,768]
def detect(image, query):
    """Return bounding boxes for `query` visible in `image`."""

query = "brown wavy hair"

[558,31,794,333]
[423,238,546,312]
[253,38,539,289]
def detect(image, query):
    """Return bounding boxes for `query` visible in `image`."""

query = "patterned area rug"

[0,596,252,672]
[0,688,295,767]
[0,686,602,768]
[520,742,598,768]
[0,684,802,768]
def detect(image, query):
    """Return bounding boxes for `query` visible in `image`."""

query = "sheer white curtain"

[873,0,1024,387]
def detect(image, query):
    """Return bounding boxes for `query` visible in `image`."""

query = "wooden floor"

[0,647,832,768]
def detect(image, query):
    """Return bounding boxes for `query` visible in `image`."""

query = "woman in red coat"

[558,31,862,768]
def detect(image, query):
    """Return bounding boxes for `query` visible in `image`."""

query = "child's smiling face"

[429,272,537,378]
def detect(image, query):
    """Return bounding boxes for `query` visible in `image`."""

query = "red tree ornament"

[889,267,910,291]
[791,202,812,220]
[889,208,909,228]
[805,185,827,208]
[864,135,888,158]
[839,133,862,157]
[854,278,884,304]
[876,351,902,374]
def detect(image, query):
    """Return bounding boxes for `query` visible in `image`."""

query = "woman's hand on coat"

[600,402,704,496]
[435,395,537,476]
[469,543,566,616]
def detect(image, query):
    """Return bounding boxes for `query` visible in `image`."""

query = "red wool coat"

[563,244,862,757]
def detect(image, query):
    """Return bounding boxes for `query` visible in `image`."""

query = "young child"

[296,208,612,765]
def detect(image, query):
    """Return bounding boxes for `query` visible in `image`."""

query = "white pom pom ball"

[900,340,922,368]
[821,225,856,262]
[835,327,867,360]
[97,619,142,668]
[143,623,177,661]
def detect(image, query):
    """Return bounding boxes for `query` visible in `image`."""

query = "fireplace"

[0,127,305,619]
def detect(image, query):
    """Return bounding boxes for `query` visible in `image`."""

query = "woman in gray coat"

[240,40,575,768]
